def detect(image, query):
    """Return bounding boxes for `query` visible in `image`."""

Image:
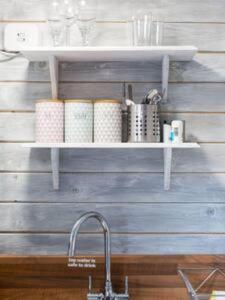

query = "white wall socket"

[4,23,41,51]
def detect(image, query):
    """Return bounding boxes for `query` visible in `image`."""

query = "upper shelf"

[21,46,198,62]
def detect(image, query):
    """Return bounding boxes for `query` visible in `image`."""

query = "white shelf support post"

[164,148,172,190]
[51,148,60,190]
[162,54,170,102]
[49,56,59,190]
[49,55,59,99]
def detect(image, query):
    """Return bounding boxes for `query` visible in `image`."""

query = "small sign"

[68,257,96,268]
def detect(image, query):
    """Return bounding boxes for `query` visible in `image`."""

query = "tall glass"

[152,19,164,46]
[77,0,97,46]
[132,13,152,46]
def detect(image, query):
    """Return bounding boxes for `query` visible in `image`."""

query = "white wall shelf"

[22,143,200,191]
[21,46,197,101]
[21,46,199,191]
[21,46,197,62]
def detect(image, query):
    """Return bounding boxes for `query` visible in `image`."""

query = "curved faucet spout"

[68,211,112,285]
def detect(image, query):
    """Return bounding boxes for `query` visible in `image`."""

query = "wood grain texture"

[1,54,225,83]
[1,173,225,203]
[0,82,52,111]
[0,82,123,111]
[163,23,225,51]
[0,288,190,300]
[1,0,225,258]
[0,113,34,141]
[1,255,225,300]
[1,261,224,291]
[1,235,225,254]
[160,113,225,142]
[131,83,225,112]
[1,143,225,173]
[3,21,225,50]
[47,54,225,83]
[1,112,225,142]
[1,255,225,294]
[96,22,225,50]
[0,202,225,233]
[2,0,225,22]
[1,82,225,112]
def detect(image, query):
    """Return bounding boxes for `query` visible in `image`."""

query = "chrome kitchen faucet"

[68,211,129,300]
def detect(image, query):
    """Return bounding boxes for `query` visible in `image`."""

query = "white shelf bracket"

[164,147,172,190]
[162,54,170,102]
[51,148,60,190]
[49,55,59,99]
[49,56,59,190]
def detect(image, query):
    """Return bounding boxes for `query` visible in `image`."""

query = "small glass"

[131,13,152,46]
[77,0,97,46]
[60,0,77,46]
[47,0,64,47]
[152,18,164,46]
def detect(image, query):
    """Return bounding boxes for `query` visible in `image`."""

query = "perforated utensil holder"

[128,104,160,143]
[147,104,160,142]
[128,104,147,143]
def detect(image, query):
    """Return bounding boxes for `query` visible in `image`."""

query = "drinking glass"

[152,19,164,46]
[60,0,77,46]
[77,0,97,46]
[47,0,64,47]
[132,13,152,46]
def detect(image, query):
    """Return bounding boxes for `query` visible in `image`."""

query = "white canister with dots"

[35,99,64,143]
[94,99,122,143]
[65,99,93,143]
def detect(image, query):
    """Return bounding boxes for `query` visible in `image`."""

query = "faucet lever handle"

[125,276,128,294]
[88,275,92,292]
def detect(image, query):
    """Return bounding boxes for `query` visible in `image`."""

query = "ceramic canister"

[35,99,64,143]
[94,99,122,143]
[65,99,93,143]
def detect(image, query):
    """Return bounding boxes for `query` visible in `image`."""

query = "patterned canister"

[65,99,93,143]
[94,99,122,143]
[35,99,64,143]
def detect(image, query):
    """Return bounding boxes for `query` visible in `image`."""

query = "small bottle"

[171,120,184,143]
[163,121,171,143]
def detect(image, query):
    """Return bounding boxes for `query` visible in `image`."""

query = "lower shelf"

[22,142,200,191]
[22,142,199,149]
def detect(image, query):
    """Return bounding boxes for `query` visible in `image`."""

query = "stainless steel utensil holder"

[128,104,160,143]
[147,104,160,143]
[128,104,147,143]
[178,268,225,300]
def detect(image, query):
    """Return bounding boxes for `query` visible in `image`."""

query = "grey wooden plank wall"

[1,0,225,255]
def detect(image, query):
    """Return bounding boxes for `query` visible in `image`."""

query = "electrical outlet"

[4,23,41,51]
